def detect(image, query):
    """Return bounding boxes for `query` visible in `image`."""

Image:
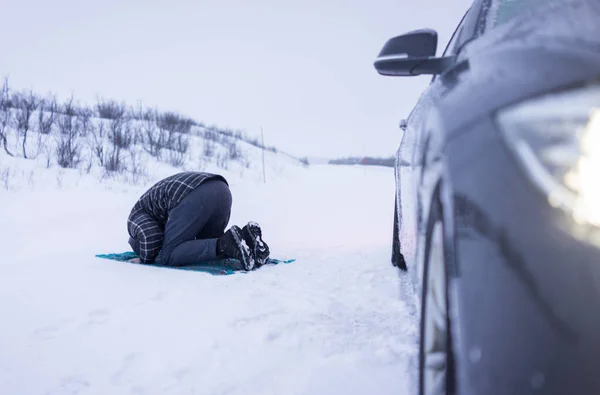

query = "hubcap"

[423,221,448,395]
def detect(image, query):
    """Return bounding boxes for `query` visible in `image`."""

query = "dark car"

[374,0,600,394]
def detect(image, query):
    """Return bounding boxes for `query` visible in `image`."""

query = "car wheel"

[419,198,453,395]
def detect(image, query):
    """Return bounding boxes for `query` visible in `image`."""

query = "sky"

[0,0,471,158]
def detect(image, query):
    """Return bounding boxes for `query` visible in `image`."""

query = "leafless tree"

[12,90,40,158]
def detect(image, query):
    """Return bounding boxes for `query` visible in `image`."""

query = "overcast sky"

[0,0,471,158]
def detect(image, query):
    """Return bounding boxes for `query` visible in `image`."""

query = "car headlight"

[496,83,600,227]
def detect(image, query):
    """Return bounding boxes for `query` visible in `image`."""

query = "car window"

[430,9,470,82]
[477,0,558,35]
[442,10,470,57]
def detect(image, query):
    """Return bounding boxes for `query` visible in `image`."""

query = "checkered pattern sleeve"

[127,211,164,263]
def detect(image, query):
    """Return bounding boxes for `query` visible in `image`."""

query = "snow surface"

[0,155,418,395]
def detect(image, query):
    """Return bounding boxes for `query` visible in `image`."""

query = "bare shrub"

[0,78,14,156]
[104,148,125,173]
[56,135,81,168]
[87,107,126,172]
[108,118,132,150]
[227,141,241,161]
[77,107,94,138]
[28,170,35,186]
[140,109,165,158]
[90,121,106,166]
[104,136,128,173]
[61,96,78,117]
[13,90,41,158]
[55,96,82,168]
[96,99,127,120]
[165,148,186,168]
[128,101,145,121]
[204,127,219,142]
[37,96,58,135]
[220,128,233,137]
[203,139,215,157]
[128,147,146,184]
[248,137,261,148]
[241,157,251,169]
[1,166,11,190]
[83,153,93,174]
[216,152,228,170]
[158,119,190,154]
[172,133,189,153]
[158,111,193,135]
[196,157,206,171]
[56,170,64,188]
[101,106,133,173]
[41,142,52,168]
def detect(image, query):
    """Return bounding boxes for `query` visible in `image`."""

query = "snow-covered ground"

[0,155,418,394]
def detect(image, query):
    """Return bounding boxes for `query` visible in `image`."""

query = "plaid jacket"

[127,171,228,263]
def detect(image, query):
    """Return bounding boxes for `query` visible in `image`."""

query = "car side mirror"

[374,29,455,76]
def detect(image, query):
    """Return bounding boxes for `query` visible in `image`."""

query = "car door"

[395,9,472,287]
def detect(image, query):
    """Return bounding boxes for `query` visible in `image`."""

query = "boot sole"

[231,227,255,271]
[245,222,270,266]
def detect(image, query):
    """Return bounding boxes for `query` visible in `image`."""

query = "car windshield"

[484,0,559,31]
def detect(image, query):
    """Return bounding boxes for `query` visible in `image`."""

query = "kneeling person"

[126,171,270,270]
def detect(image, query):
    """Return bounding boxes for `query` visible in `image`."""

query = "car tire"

[419,194,454,395]
[392,198,408,270]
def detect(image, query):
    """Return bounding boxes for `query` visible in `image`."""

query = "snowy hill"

[0,80,307,192]
[0,85,418,395]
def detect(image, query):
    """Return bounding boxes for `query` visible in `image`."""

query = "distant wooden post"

[261,127,266,184]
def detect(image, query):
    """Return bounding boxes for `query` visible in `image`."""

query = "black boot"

[217,226,255,271]
[242,222,270,268]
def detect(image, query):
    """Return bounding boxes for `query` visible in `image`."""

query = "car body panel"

[447,120,600,394]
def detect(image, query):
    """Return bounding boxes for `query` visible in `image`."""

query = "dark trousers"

[128,180,232,266]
